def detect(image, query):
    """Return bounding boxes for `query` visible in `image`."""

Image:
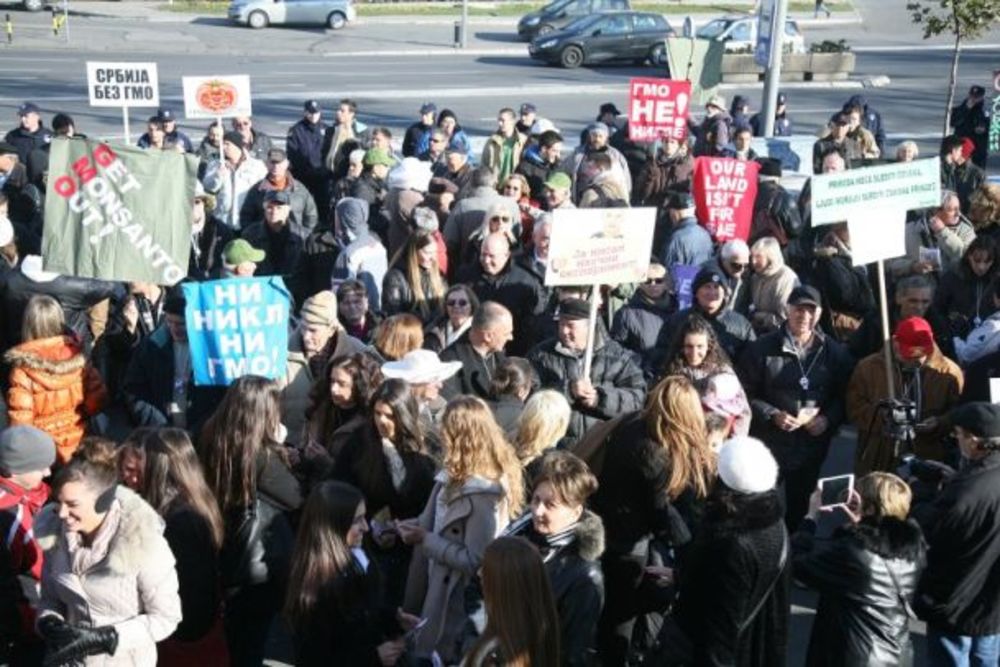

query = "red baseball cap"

[893,317,934,359]
[960,137,976,160]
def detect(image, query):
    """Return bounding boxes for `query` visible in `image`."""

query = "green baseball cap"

[545,172,572,191]
[363,148,396,168]
[223,239,265,265]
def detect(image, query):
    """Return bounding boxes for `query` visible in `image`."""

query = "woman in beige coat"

[35,438,181,667]
[399,397,524,664]
[748,237,800,334]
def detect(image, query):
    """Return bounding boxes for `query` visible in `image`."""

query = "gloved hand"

[42,624,118,667]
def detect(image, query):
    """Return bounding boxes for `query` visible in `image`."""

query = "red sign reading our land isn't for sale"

[692,156,760,243]
[627,78,692,142]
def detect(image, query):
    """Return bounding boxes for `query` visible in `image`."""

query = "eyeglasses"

[644,278,666,285]
[729,262,748,270]
[446,299,469,307]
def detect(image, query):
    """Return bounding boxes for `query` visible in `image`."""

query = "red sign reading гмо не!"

[627,77,692,142]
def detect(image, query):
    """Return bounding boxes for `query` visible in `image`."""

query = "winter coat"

[5,335,107,463]
[812,136,863,173]
[934,264,998,337]
[286,118,328,183]
[291,228,339,306]
[480,131,527,182]
[238,175,319,236]
[403,121,433,158]
[750,180,804,248]
[188,216,234,281]
[4,124,51,164]
[0,477,49,648]
[848,306,955,364]
[747,259,798,334]
[673,488,789,667]
[439,333,506,402]
[293,552,401,666]
[503,511,606,667]
[954,310,1000,366]
[423,315,472,354]
[527,333,646,444]
[941,160,986,215]
[793,516,926,667]
[914,450,1000,636]
[515,147,561,201]
[161,503,221,642]
[567,145,632,202]
[454,259,547,356]
[844,96,886,155]
[385,187,427,263]
[279,328,365,447]
[577,171,630,208]
[951,100,990,165]
[240,221,305,280]
[738,327,852,472]
[693,111,733,158]
[664,305,756,362]
[611,291,676,378]
[750,112,792,137]
[661,216,715,269]
[442,187,520,271]
[202,156,268,230]
[332,231,388,310]
[633,152,694,208]
[381,266,446,324]
[847,343,963,475]
[321,121,369,177]
[2,162,43,253]
[892,216,976,280]
[811,232,876,322]
[403,475,511,663]
[701,256,753,316]
[36,486,182,667]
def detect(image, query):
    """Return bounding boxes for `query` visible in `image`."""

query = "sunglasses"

[729,262,748,270]
[446,299,469,307]
[644,278,666,285]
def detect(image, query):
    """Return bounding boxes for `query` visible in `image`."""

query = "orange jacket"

[4,335,107,463]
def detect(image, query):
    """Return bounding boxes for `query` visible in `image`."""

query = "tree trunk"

[943,4,962,136]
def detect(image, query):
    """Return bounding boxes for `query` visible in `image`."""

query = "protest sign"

[182,75,252,119]
[754,0,776,68]
[671,264,700,310]
[989,97,1000,155]
[546,208,656,287]
[86,62,159,107]
[847,207,906,266]
[628,78,691,142]
[692,156,760,243]
[810,158,940,226]
[183,277,291,386]
[42,137,196,285]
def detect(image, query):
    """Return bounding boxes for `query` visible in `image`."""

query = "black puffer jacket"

[793,517,926,667]
[663,305,756,363]
[750,180,804,247]
[507,511,606,667]
[527,332,646,444]
[455,260,547,356]
[611,291,676,379]
[381,266,445,324]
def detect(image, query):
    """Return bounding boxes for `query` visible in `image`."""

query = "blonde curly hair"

[970,184,1000,231]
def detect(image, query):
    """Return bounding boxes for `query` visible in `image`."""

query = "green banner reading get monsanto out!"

[41,137,196,285]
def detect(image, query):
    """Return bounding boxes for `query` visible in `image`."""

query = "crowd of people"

[0,81,998,667]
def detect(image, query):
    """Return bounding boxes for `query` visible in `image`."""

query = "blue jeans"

[927,629,1000,667]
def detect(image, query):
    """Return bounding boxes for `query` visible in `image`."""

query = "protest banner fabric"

[86,62,159,107]
[692,156,760,243]
[546,208,656,287]
[810,158,940,226]
[42,138,196,285]
[182,75,252,119]
[627,78,691,142]
[664,37,724,106]
[183,277,291,386]
[672,264,700,310]
[989,97,1000,154]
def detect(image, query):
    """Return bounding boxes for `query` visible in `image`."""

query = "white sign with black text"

[85,62,160,108]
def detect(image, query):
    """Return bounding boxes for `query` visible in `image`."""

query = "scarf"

[0,478,50,580]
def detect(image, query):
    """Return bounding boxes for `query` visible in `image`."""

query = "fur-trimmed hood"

[705,487,784,535]
[573,509,606,562]
[846,516,926,563]
[4,335,86,375]
[35,485,166,575]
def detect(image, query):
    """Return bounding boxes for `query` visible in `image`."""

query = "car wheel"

[22,0,43,11]
[248,10,268,29]
[327,11,347,29]
[536,24,554,36]
[560,45,583,69]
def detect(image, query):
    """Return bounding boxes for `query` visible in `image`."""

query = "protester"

[37,437,182,666]
[439,301,512,401]
[202,131,267,229]
[511,389,571,482]
[0,425,56,666]
[5,295,107,463]
[423,283,480,353]
[199,376,303,667]
[382,229,447,323]
[747,236,799,334]
[461,536,561,666]
[934,234,998,339]
[484,356,534,436]
[370,313,425,363]
[337,279,384,344]
[895,190,976,280]
[400,396,523,664]
[660,191,713,268]
[332,197,388,309]
[666,267,756,361]
[611,262,675,377]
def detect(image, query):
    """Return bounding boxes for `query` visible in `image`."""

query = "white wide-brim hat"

[382,349,462,385]
[717,436,778,494]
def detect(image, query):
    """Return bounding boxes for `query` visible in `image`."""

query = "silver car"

[228,0,356,30]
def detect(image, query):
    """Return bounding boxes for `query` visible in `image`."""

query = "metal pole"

[760,0,788,137]
[876,259,896,401]
[63,0,68,42]
[122,106,130,145]
[582,284,600,380]
[460,0,468,49]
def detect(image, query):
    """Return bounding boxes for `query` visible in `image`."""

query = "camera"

[879,399,918,447]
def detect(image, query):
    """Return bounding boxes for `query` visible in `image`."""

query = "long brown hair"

[284,481,364,629]
[644,375,716,500]
[125,427,225,549]
[441,396,524,517]
[403,229,446,321]
[200,375,283,511]
[303,353,384,446]
[372,313,424,361]
[468,537,560,667]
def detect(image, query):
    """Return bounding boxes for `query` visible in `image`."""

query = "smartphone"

[818,474,854,510]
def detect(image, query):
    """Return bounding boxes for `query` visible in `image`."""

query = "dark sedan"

[528,11,674,69]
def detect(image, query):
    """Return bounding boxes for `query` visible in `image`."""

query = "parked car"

[228,0,355,29]
[3,0,46,10]
[518,0,629,41]
[529,11,674,69]
[696,15,806,53]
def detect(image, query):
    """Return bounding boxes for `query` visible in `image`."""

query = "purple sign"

[672,264,700,310]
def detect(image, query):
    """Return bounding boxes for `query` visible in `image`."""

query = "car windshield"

[696,18,730,38]
[563,13,603,31]
[543,0,576,13]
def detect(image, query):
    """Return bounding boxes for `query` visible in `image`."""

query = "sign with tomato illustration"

[182,75,252,119]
